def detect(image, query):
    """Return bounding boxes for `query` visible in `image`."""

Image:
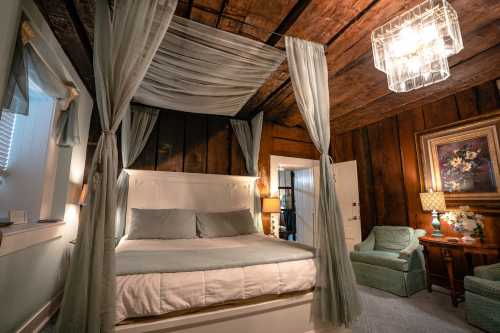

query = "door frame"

[270,155,320,238]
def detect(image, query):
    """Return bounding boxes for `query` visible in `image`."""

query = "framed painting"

[416,111,500,211]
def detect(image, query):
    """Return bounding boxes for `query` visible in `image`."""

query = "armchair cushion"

[474,263,500,281]
[350,250,409,272]
[465,276,500,302]
[373,226,413,253]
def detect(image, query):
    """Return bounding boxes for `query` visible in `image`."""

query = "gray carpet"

[42,285,481,333]
[352,285,480,333]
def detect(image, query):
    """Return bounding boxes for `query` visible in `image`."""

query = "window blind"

[0,112,16,173]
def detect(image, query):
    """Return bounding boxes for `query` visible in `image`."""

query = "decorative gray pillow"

[196,209,258,238]
[128,208,197,240]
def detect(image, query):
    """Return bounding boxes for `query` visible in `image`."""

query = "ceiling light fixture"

[372,0,463,93]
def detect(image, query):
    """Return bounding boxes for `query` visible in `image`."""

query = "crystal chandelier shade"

[372,0,463,93]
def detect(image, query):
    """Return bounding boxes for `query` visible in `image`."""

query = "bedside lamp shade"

[263,197,281,213]
[420,191,446,212]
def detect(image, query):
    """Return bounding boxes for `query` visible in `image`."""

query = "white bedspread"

[115,235,317,323]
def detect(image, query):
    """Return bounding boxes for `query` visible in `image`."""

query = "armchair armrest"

[398,240,422,260]
[353,232,375,252]
[465,276,500,301]
[474,263,500,281]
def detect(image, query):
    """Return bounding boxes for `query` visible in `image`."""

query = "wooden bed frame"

[119,170,348,333]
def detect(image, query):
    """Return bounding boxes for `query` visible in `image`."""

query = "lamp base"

[431,210,443,237]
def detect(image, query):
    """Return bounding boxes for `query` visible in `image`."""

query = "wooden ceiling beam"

[265,0,311,46]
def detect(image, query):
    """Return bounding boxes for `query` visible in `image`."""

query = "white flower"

[462,162,472,172]
[463,220,476,231]
[450,157,462,168]
[449,181,461,191]
[466,151,478,160]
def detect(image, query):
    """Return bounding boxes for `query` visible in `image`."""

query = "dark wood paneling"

[352,127,376,239]
[207,117,231,174]
[397,107,426,229]
[367,116,408,226]
[183,114,208,173]
[156,111,185,172]
[455,88,479,119]
[331,79,500,248]
[230,132,247,176]
[333,131,353,162]
[422,95,460,129]
[476,81,500,114]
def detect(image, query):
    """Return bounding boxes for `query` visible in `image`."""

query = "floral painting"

[416,112,500,209]
[436,136,497,193]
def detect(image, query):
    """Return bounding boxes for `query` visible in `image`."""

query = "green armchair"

[350,226,426,296]
[465,263,500,333]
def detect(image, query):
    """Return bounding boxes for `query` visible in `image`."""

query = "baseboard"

[16,291,63,333]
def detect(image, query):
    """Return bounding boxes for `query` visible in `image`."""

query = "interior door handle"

[348,216,359,221]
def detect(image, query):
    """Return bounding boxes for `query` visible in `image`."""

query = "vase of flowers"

[440,206,485,242]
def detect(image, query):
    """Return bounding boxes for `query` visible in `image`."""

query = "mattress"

[115,235,317,323]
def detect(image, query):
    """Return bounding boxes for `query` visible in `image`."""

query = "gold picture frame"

[416,111,500,211]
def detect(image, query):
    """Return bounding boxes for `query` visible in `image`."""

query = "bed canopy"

[57,0,361,332]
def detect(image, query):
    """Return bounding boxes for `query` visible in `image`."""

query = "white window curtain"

[56,1,177,331]
[1,29,29,116]
[116,104,159,239]
[24,43,80,147]
[135,16,285,117]
[230,112,264,232]
[285,37,361,327]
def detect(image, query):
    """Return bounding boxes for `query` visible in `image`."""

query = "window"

[0,112,16,173]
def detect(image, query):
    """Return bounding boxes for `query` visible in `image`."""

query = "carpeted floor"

[352,285,480,333]
[42,285,481,333]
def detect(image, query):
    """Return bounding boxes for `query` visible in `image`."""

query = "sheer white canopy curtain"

[285,37,362,327]
[116,105,159,239]
[230,112,264,232]
[135,16,285,117]
[56,1,177,332]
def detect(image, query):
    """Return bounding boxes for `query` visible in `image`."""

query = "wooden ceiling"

[34,0,500,133]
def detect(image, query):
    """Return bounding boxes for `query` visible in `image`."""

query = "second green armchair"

[350,226,427,296]
[465,263,500,333]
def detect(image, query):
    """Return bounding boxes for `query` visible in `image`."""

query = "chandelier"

[372,0,463,93]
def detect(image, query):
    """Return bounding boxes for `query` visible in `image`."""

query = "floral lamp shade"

[420,191,446,212]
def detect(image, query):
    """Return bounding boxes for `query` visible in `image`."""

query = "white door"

[333,160,361,252]
[293,168,315,247]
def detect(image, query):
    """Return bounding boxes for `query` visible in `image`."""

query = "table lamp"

[420,190,446,237]
[263,197,281,237]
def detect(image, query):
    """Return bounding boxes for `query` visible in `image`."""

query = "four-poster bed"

[56,0,361,332]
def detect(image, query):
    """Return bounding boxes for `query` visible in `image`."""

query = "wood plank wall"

[332,80,500,245]
[83,109,318,234]
[333,79,500,285]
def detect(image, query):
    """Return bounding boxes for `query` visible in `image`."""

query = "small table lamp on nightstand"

[420,190,446,237]
[263,197,281,237]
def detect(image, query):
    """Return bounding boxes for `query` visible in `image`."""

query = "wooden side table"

[419,236,500,307]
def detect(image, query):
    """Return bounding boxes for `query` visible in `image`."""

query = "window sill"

[0,221,65,257]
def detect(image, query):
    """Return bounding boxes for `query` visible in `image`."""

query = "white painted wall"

[293,168,315,247]
[0,1,93,331]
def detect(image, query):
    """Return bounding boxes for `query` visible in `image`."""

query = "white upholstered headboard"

[125,170,258,233]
